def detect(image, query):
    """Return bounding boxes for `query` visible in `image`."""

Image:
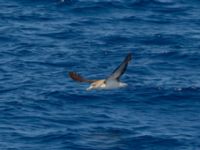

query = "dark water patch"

[121,135,185,150]
[153,5,191,14]
[120,15,145,23]
[11,14,55,22]
[145,87,200,104]
[37,29,83,40]
[71,3,109,15]
[99,35,133,46]
[129,0,176,8]
[0,87,20,94]
[70,1,127,14]
[137,34,185,46]
[24,60,75,69]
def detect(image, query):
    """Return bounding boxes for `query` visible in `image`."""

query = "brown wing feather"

[68,72,95,83]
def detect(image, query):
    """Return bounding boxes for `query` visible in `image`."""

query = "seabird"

[69,53,132,91]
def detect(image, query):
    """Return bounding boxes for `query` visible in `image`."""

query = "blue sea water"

[0,0,200,149]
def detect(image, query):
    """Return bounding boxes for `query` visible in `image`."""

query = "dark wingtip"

[126,52,132,62]
[68,71,75,78]
[68,72,82,82]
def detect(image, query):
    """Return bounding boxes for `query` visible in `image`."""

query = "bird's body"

[86,79,127,90]
[69,53,132,91]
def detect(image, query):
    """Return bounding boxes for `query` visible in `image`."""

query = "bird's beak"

[86,86,93,91]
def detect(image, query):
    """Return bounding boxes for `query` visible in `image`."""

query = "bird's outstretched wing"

[68,72,96,83]
[107,53,132,81]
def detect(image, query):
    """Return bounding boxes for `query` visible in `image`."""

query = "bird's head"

[86,80,105,91]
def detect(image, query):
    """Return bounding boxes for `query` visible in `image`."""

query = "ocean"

[0,0,200,149]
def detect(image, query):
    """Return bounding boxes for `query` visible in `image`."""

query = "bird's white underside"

[86,80,127,91]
